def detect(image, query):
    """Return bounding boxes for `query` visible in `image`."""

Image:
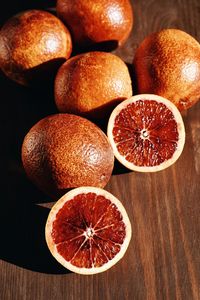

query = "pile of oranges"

[1,0,200,275]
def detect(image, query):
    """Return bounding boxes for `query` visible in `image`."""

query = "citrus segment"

[107,94,185,172]
[45,187,132,275]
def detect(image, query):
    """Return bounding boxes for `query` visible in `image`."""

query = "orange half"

[107,94,185,172]
[45,187,132,275]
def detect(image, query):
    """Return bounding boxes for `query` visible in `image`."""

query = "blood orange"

[54,51,132,119]
[107,94,185,172]
[21,114,114,197]
[0,10,72,86]
[56,0,133,48]
[45,187,132,275]
[133,29,200,110]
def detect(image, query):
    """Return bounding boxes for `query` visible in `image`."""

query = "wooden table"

[1,0,200,299]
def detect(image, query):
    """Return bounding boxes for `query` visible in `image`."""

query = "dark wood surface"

[1,0,200,299]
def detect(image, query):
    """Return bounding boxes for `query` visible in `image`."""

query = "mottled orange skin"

[0,10,72,85]
[133,29,200,110]
[21,114,114,197]
[56,0,133,47]
[54,51,133,119]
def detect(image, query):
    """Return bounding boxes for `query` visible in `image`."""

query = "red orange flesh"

[45,187,132,274]
[107,94,185,172]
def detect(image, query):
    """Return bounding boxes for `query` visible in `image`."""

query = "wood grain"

[0,1,200,299]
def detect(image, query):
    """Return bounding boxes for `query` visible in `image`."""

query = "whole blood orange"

[45,187,132,275]
[0,10,72,85]
[56,0,133,48]
[133,29,200,110]
[107,94,185,172]
[54,52,132,119]
[21,114,114,197]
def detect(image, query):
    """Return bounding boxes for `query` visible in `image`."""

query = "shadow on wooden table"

[0,196,69,275]
[0,0,70,275]
[0,71,70,274]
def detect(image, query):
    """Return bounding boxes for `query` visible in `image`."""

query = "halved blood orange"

[107,94,185,172]
[45,187,132,275]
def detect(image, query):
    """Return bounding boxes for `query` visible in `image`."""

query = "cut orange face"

[107,94,185,172]
[45,187,132,275]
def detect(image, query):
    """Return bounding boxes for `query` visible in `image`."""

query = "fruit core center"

[85,227,95,238]
[141,129,149,139]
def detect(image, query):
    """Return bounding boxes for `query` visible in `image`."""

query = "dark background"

[0,0,200,299]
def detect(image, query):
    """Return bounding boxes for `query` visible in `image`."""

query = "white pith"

[107,94,186,172]
[45,186,132,275]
